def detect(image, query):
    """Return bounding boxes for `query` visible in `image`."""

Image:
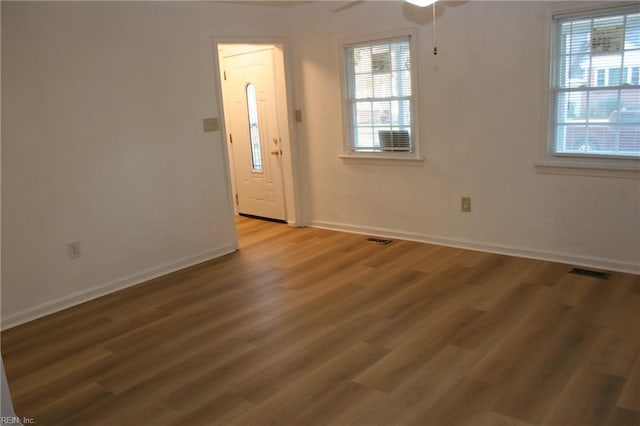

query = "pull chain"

[432,1,438,55]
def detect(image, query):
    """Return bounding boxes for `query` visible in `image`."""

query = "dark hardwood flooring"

[2,216,640,425]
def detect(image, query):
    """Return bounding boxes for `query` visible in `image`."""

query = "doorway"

[217,42,297,225]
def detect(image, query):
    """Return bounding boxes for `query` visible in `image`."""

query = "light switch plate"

[203,117,219,132]
[461,197,471,213]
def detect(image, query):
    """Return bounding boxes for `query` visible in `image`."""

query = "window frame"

[538,2,640,179]
[338,29,424,163]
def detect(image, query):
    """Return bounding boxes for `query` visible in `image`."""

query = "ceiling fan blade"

[331,0,367,13]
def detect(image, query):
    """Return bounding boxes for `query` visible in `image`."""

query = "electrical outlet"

[67,241,81,259]
[461,197,471,213]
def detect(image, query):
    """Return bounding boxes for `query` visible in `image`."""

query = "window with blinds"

[552,8,640,158]
[343,36,415,154]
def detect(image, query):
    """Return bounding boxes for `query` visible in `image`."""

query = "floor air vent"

[366,237,393,245]
[569,267,611,280]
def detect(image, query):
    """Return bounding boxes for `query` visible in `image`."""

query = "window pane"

[373,73,391,98]
[393,70,412,97]
[246,83,263,171]
[557,124,608,153]
[557,91,588,122]
[593,15,624,30]
[356,102,372,126]
[626,13,640,45]
[391,42,411,72]
[355,127,374,148]
[355,74,373,99]
[401,100,412,127]
[568,54,590,87]
[353,47,372,74]
[371,44,389,57]
[559,19,593,88]
[373,101,391,125]
[589,90,620,119]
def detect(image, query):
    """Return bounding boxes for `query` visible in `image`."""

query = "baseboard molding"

[1,244,238,330]
[309,220,640,275]
[4,223,637,330]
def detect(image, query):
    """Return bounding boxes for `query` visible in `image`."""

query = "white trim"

[539,2,640,175]
[338,154,425,166]
[338,28,422,161]
[0,245,237,330]
[211,38,242,248]
[213,36,301,226]
[308,220,640,275]
[534,160,640,179]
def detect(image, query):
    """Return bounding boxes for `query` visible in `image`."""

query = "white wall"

[1,1,291,327]
[289,1,640,273]
[0,4,15,418]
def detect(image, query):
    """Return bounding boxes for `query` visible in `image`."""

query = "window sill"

[534,160,640,179]
[339,154,425,166]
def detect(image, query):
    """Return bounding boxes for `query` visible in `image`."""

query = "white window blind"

[552,9,640,158]
[344,36,415,154]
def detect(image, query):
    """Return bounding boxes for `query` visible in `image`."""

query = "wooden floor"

[2,216,640,425]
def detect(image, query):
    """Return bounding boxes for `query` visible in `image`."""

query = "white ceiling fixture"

[405,0,437,7]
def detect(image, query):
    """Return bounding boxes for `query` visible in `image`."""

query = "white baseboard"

[309,220,640,275]
[4,222,637,330]
[1,244,238,330]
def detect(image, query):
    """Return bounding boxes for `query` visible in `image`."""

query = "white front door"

[223,48,286,221]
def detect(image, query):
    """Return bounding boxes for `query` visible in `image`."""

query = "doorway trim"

[212,36,302,230]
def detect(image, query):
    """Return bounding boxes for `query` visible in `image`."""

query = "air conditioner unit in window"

[378,130,411,152]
